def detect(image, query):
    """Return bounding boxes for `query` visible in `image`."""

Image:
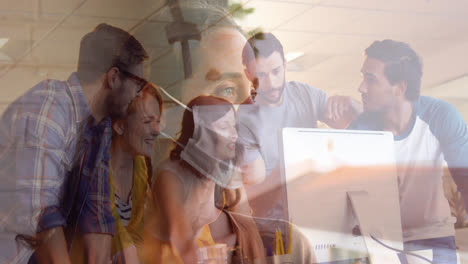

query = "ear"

[244,67,253,82]
[105,67,121,91]
[394,81,407,98]
[112,120,126,136]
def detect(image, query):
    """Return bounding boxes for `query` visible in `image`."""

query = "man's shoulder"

[10,79,73,112]
[415,96,466,137]
[415,96,457,120]
[348,111,383,131]
[30,78,73,102]
[286,81,323,94]
[285,81,327,105]
[1,78,76,133]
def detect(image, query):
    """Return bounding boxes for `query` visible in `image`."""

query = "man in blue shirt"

[0,23,148,263]
[349,39,468,263]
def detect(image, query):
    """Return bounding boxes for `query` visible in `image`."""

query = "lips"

[267,90,280,98]
[144,138,156,145]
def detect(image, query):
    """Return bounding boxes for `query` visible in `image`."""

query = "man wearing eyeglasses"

[0,23,148,263]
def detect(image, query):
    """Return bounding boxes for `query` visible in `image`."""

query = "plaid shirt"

[63,115,115,241]
[0,73,114,263]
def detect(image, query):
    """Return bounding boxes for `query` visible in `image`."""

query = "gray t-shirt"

[237,81,328,233]
[238,81,328,175]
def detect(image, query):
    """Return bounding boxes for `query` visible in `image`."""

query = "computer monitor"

[280,128,403,263]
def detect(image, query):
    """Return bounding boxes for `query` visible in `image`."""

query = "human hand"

[326,95,362,121]
[325,95,363,128]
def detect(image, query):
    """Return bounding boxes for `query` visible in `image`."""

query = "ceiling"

[1,0,467,119]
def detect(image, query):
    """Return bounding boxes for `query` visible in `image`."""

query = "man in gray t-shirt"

[239,81,328,177]
[238,32,361,253]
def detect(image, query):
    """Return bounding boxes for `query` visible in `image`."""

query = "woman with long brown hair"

[143,95,264,264]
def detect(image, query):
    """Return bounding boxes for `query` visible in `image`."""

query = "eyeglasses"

[120,69,148,93]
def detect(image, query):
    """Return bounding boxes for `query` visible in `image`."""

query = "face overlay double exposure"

[181,27,251,105]
[210,108,238,161]
[180,104,243,190]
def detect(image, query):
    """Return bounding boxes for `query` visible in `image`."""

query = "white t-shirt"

[350,96,468,241]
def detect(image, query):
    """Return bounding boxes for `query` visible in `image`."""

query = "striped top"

[114,189,133,227]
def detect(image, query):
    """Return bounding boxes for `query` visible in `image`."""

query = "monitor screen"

[280,128,403,263]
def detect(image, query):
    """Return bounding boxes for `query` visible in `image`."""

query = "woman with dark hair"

[143,95,264,264]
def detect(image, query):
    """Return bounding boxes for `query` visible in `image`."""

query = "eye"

[256,72,266,79]
[272,66,282,75]
[214,84,237,99]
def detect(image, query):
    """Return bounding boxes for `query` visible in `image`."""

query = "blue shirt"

[62,115,115,242]
[0,73,114,263]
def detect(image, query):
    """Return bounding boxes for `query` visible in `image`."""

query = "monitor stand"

[347,190,403,264]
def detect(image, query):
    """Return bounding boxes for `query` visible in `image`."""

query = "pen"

[287,220,293,254]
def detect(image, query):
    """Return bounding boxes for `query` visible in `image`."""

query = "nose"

[265,74,273,89]
[150,121,161,136]
[229,126,238,142]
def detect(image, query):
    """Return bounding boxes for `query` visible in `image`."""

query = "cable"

[158,85,191,112]
[128,2,168,33]
[370,235,435,264]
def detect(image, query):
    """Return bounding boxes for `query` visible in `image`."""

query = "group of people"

[0,3,467,264]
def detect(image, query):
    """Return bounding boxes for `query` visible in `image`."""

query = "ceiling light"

[0,38,9,49]
[285,51,304,62]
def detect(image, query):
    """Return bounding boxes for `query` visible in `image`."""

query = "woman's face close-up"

[181,28,251,105]
[124,96,161,157]
[210,108,238,161]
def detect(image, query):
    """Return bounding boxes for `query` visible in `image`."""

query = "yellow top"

[109,155,149,257]
[70,156,149,263]
[111,156,216,262]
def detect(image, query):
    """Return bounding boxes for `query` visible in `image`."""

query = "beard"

[107,87,129,120]
[255,79,286,105]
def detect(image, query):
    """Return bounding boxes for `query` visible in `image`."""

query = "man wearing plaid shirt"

[0,24,148,263]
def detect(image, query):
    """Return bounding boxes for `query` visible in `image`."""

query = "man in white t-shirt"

[349,39,468,263]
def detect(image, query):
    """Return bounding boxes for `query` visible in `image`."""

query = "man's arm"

[237,112,266,185]
[10,99,71,260]
[435,101,468,208]
[83,233,112,264]
[322,95,363,129]
[242,154,266,185]
[34,227,71,264]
